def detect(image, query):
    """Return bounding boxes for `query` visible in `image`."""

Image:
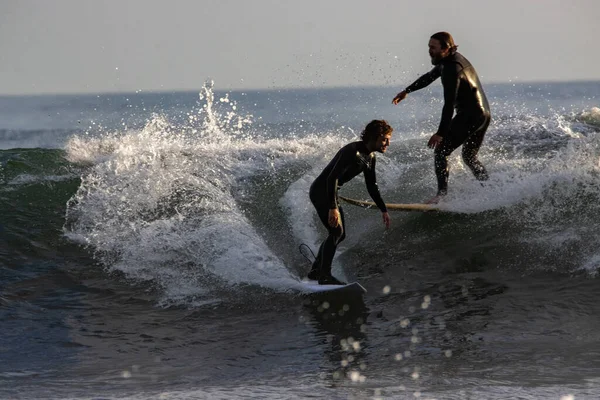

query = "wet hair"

[360,120,393,143]
[430,31,458,54]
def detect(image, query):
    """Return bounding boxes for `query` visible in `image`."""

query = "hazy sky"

[1,0,598,95]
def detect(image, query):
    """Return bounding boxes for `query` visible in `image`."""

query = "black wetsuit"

[405,52,491,195]
[309,141,387,282]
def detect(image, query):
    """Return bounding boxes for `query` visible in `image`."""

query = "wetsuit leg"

[462,114,490,181]
[315,206,346,279]
[434,113,489,195]
[309,185,346,279]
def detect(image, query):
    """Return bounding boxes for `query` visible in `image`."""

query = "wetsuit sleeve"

[405,66,442,93]
[326,146,354,209]
[364,157,388,213]
[437,63,460,137]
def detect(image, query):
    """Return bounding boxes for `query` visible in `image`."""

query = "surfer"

[392,32,491,203]
[307,120,392,285]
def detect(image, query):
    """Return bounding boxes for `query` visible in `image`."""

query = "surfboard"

[300,280,367,295]
[339,195,441,212]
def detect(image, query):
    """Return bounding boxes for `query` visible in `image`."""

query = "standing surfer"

[393,32,491,203]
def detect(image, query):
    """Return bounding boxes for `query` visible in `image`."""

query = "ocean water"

[1,80,600,400]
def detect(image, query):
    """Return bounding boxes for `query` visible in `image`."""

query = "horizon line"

[1,78,599,98]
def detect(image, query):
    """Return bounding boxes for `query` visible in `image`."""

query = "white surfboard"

[297,244,366,296]
[300,280,367,295]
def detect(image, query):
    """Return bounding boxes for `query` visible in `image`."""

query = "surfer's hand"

[392,90,407,105]
[328,209,341,228]
[427,134,443,149]
[382,212,390,229]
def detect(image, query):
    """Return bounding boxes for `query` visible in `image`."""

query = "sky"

[0,0,598,95]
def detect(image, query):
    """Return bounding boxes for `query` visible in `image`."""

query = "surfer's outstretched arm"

[393,66,442,104]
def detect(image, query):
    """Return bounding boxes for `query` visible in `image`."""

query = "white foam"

[438,111,600,214]
[280,167,320,250]
[581,253,600,276]
[579,106,600,127]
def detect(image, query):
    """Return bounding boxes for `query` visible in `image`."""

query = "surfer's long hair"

[430,31,458,54]
[361,120,393,143]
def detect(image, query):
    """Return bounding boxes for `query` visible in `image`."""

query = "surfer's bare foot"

[318,275,346,285]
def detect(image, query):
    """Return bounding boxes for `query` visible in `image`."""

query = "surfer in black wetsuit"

[393,32,491,203]
[307,120,392,285]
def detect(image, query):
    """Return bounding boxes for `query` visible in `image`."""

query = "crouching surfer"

[307,120,392,285]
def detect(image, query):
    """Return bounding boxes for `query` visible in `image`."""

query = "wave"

[26,82,595,306]
[62,82,359,306]
[577,106,600,127]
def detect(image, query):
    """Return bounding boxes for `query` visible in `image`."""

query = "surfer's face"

[429,38,449,65]
[374,133,392,153]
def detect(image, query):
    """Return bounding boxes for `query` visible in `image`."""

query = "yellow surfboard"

[339,196,441,212]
